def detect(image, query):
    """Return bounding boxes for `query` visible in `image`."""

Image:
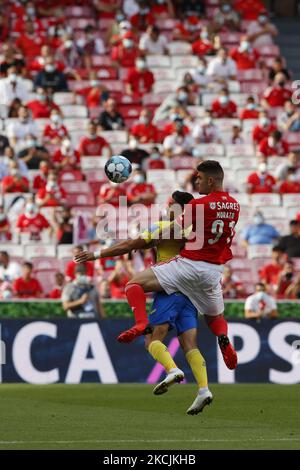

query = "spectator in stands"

[34,56,69,92]
[98,98,125,131]
[172,12,200,43]
[76,24,105,70]
[7,105,38,150]
[36,171,67,207]
[221,265,245,299]
[52,207,73,244]
[285,273,300,299]
[146,146,166,169]
[108,257,134,299]
[279,168,300,194]
[127,169,156,206]
[242,211,280,246]
[16,201,50,242]
[49,272,65,299]
[260,246,285,293]
[230,35,260,70]
[240,96,259,120]
[154,86,193,123]
[190,57,210,89]
[163,117,193,157]
[0,133,9,156]
[234,0,266,21]
[247,162,276,194]
[277,220,300,258]
[43,109,69,145]
[1,161,30,194]
[139,24,168,55]
[252,111,277,146]
[211,88,237,118]
[53,138,81,171]
[33,161,49,192]
[75,73,109,110]
[0,206,11,242]
[18,133,49,170]
[275,259,296,299]
[56,34,83,70]
[130,0,155,32]
[278,100,300,132]
[15,19,46,58]
[62,264,105,318]
[0,43,25,76]
[121,138,150,165]
[65,245,95,282]
[13,1,44,34]
[247,11,278,48]
[27,87,61,119]
[245,282,278,319]
[207,48,237,85]
[192,26,215,57]
[13,262,43,299]
[93,0,122,19]
[0,13,9,42]
[152,0,175,18]
[229,125,244,144]
[124,58,155,96]
[8,97,22,118]
[0,146,28,179]
[275,151,300,182]
[258,130,289,158]
[0,65,29,106]
[108,15,131,46]
[130,109,160,143]
[161,106,192,138]
[0,251,21,282]
[77,120,112,157]
[111,31,139,69]
[192,109,221,144]
[98,279,111,299]
[262,72,292,109]
[268,56,291,84]
[211,2,241,33]
[28,44,64,73]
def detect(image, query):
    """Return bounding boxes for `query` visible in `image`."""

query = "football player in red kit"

[119,161,239,367]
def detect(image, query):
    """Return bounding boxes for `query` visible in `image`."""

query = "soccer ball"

[104,155,132,183]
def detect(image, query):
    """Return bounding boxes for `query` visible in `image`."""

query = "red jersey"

[16,213,49,234]
[111,45,138,68]
[179,191,240,264]
[99,257,118,272]
[279,181,300,194]
[15,33,46,57]
[125,68,154,95]
[28,57,65,72]
[148,159,166,169]
[78,136,109,156]
[33,174,47,191]
[49,287,63,299]
[65,260,94,281]
[130,12,155,31]
[252,123,277,144]
[259,137,289,157]
[260,263,283,286]
[27,100,60,119]
[130,122,159,143]
[240,108,259,120]
[53,149,80,167]
[247,172,276,193]
[43,124,69,141]
[230,47,260,70]
[233,0,266,20]
[2,175,29,193]
[36,186,67,207]
[99,184,126,207]
[13,277,43,298]
[127,182,156,206]
[162,122,190,138]
[0,218,11,240]
[264,86,292,107]
[192,40,214,57]
[211,99,237,118]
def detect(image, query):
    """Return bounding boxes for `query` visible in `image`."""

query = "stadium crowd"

[0,0,300,307]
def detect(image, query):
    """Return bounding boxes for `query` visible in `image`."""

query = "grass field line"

[0,438,299,445]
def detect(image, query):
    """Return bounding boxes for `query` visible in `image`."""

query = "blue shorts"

[149,292,198,336]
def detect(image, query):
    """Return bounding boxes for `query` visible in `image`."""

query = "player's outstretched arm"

[73,237,149,263]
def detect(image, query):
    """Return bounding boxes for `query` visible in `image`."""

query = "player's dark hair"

[256,282,265,289]
[197,160,224,182]
[23,262,33,270]
[172,191,194,208]
[290,220,300,226]
[272,245,284,253]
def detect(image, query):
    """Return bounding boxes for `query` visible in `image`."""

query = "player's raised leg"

[117,269,163,343]
[178,328,213,415]
[145,324,184,395]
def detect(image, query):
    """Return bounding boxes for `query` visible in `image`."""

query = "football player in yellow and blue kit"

[74,191,212,414]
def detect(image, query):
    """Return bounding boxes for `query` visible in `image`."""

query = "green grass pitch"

[0,384,299,450]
